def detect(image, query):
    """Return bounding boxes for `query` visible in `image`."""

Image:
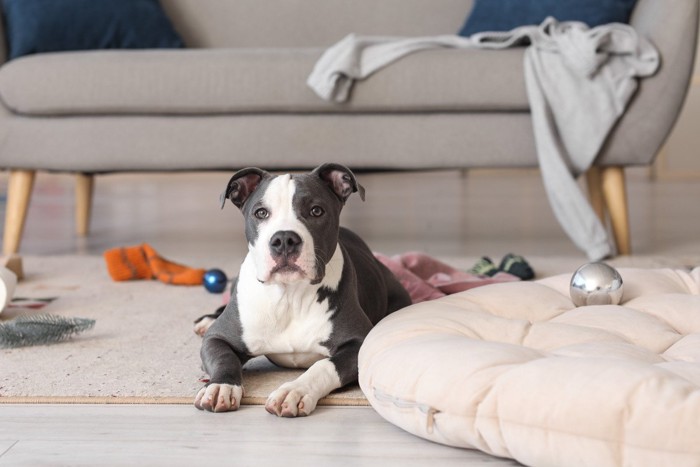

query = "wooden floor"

[0,405,519,466]
[1,168,699,466]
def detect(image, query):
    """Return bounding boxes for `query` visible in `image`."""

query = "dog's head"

[221,163,365,285]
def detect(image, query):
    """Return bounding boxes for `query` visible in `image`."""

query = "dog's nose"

[269,230,302,257]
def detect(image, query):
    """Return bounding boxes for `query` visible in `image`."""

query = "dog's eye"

[310,206,324,217]
[254,208,269,219]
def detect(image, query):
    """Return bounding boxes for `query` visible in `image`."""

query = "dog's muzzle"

[268,230,304,275]
[269,230,302,259]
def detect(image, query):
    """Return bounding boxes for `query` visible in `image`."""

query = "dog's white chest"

[236,255,338,368]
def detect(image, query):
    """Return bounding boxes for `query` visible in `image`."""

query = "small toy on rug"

[0,314,95,348]
[104,243,206,285]
[468,253,535,280]
[202,268,229,293]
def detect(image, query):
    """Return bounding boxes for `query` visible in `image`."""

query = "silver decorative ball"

[569,262,624,307]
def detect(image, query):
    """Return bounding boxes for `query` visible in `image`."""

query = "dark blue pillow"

[459,0,638,37]
[2,0,184,60]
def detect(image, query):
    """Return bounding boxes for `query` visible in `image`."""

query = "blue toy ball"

[203,268,228,294]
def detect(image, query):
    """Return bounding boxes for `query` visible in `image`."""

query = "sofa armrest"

[599,0,699,166]
[630,0,698,84]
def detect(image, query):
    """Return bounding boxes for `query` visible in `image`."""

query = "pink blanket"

[375,252,520,304]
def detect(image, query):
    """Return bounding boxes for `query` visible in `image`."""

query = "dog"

[193,163,411,417]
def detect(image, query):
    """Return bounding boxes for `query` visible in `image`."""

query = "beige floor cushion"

[359,267,700,466]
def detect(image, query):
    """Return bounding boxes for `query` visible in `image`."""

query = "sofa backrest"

[160,0,475,48]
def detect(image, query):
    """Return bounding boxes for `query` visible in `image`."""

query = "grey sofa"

[1,0,697,257]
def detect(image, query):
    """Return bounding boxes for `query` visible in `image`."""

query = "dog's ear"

[313,163,365,204]
[220,168,270,209]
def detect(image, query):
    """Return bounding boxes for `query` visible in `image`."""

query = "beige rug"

[0,256,366,406]
[2,254,698,406]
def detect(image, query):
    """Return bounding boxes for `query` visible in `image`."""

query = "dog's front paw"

[194,383,243,413]
[265,383,319,417]
[193,316,216,336]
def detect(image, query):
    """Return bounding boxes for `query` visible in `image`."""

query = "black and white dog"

[194,163,411,417]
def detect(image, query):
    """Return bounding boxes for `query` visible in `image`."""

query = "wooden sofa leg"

[601,166,631,256]
[3,170,36,255]
[585,166,607,225]
[75,173,94,237]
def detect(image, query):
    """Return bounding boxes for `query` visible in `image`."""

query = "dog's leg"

[195,337,247,413]
[265,341,361,417]
[195,381,243,413]
[193,305,226,336]
[265,359,341,417]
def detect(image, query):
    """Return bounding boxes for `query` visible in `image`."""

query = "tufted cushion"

[359,267,700,466]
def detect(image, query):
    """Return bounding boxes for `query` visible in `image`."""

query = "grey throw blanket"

[307,18,660,260]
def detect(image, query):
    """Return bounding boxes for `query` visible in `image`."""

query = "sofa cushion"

[459,0,638,37]
[160,0,475,48]
[0,48,529,115]
[2,0,184,60]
